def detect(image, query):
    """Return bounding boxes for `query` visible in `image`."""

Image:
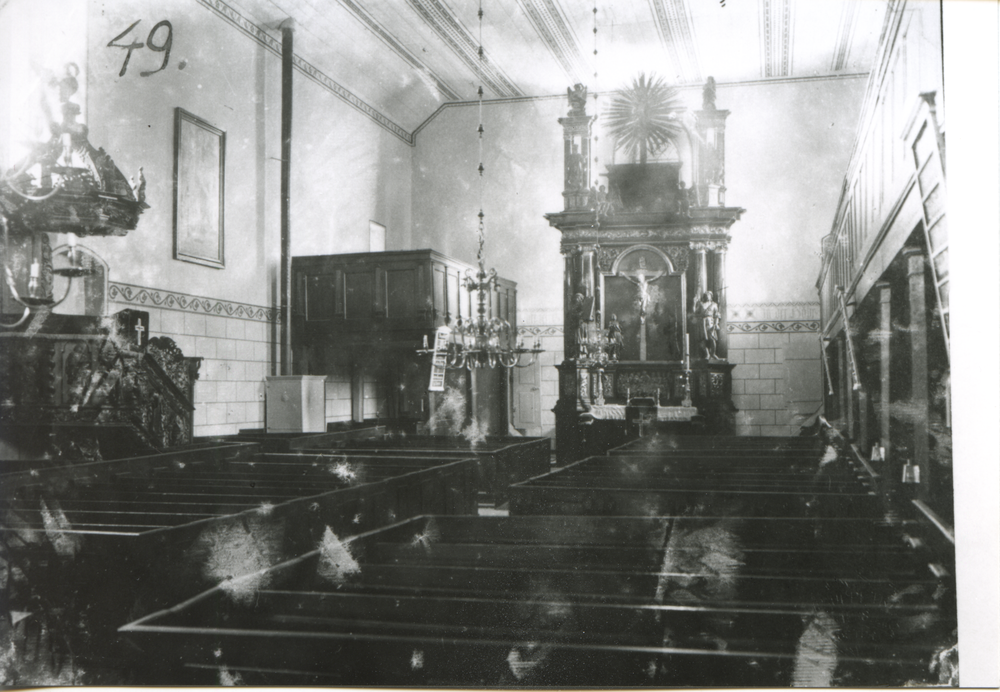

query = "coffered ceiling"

[223,0,886,134]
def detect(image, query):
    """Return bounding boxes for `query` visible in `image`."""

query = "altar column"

[904,247,929,501]
[563,250,576,358]
[691,244,708,302]
[712,245,728,359]
[579,246,595,298]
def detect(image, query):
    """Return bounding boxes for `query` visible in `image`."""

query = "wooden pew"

[298,435,551,506]
[208,425,387,452]
[610,434,824,453]
[121,513,951,687]
[510,456,878,518]
[1,446,478,678]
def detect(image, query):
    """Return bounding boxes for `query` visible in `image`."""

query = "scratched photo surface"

[0,0,995,688]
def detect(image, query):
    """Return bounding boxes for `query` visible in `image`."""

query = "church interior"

[0,0,995,687]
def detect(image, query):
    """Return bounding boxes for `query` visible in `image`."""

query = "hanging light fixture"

[1,63,147,328]
[418,1,541,370]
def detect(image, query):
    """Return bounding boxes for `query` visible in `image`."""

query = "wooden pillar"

[712,245,727,359]
[840,334,852,436]
[877,281,892,466]
[858,391,869,452]
[904,247,930,499]
[563,250,575,358]
[351,368,364,423]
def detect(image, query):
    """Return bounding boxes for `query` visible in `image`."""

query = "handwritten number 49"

[108,20,173,77]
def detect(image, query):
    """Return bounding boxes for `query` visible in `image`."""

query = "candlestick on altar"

[422,334,428,349]
[656,388,660,405]
[626,388,630,403]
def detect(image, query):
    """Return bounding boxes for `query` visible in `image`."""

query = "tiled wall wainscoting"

[109,283,277,437]
[727,303,823,436]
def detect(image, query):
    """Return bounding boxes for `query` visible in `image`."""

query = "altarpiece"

[547,81,745,463]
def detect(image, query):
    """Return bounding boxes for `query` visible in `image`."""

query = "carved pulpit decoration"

[547,77,745,463]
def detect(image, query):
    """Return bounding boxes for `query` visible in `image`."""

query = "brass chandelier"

[418,2,541,370]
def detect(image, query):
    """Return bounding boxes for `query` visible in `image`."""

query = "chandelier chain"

[477,0,485,267]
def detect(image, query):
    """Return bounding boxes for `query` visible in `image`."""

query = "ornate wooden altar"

[547,81,744,463]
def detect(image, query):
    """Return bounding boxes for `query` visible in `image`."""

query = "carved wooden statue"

[694,291,721,360]
[567,83,588,116]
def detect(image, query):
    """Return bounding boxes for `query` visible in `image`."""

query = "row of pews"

[117,432,956,687]
[0,430,547,684]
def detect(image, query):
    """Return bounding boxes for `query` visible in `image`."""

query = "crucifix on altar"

[603,247,685,362]
[116,308,150,349]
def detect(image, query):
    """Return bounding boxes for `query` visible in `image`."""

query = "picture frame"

[172,107,225,268]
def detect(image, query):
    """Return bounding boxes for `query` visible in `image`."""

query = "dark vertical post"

[877,281,891,467]
[351,368,364,423]
[904,247,930,500]
[280,20,294,376]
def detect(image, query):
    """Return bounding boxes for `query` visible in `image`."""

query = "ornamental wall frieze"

[727,321,820,334]
[517,325,564,337]
[109,282,280,323]
[561,227,687,243]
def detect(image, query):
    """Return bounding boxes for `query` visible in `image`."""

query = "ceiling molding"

[831,0,860,71]
[412,93,565,143]
[335,0,461,101]
[198,0,412,144]
[412,72,867,144]
[648,0,701,83]
[518,0,588,85]
[406,0,523,98]
[759,0,793,78]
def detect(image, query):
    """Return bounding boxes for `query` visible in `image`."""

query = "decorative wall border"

[517,325,564,337]
[728,321,820,334]
[109,282,279,323]
[198,0,412,145]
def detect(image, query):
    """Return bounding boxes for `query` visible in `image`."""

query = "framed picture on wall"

[173,108,225,268]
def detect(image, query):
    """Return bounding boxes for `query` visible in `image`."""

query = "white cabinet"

[265,376,327,433]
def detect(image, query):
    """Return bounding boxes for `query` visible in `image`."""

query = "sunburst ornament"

[605,73,684,164]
